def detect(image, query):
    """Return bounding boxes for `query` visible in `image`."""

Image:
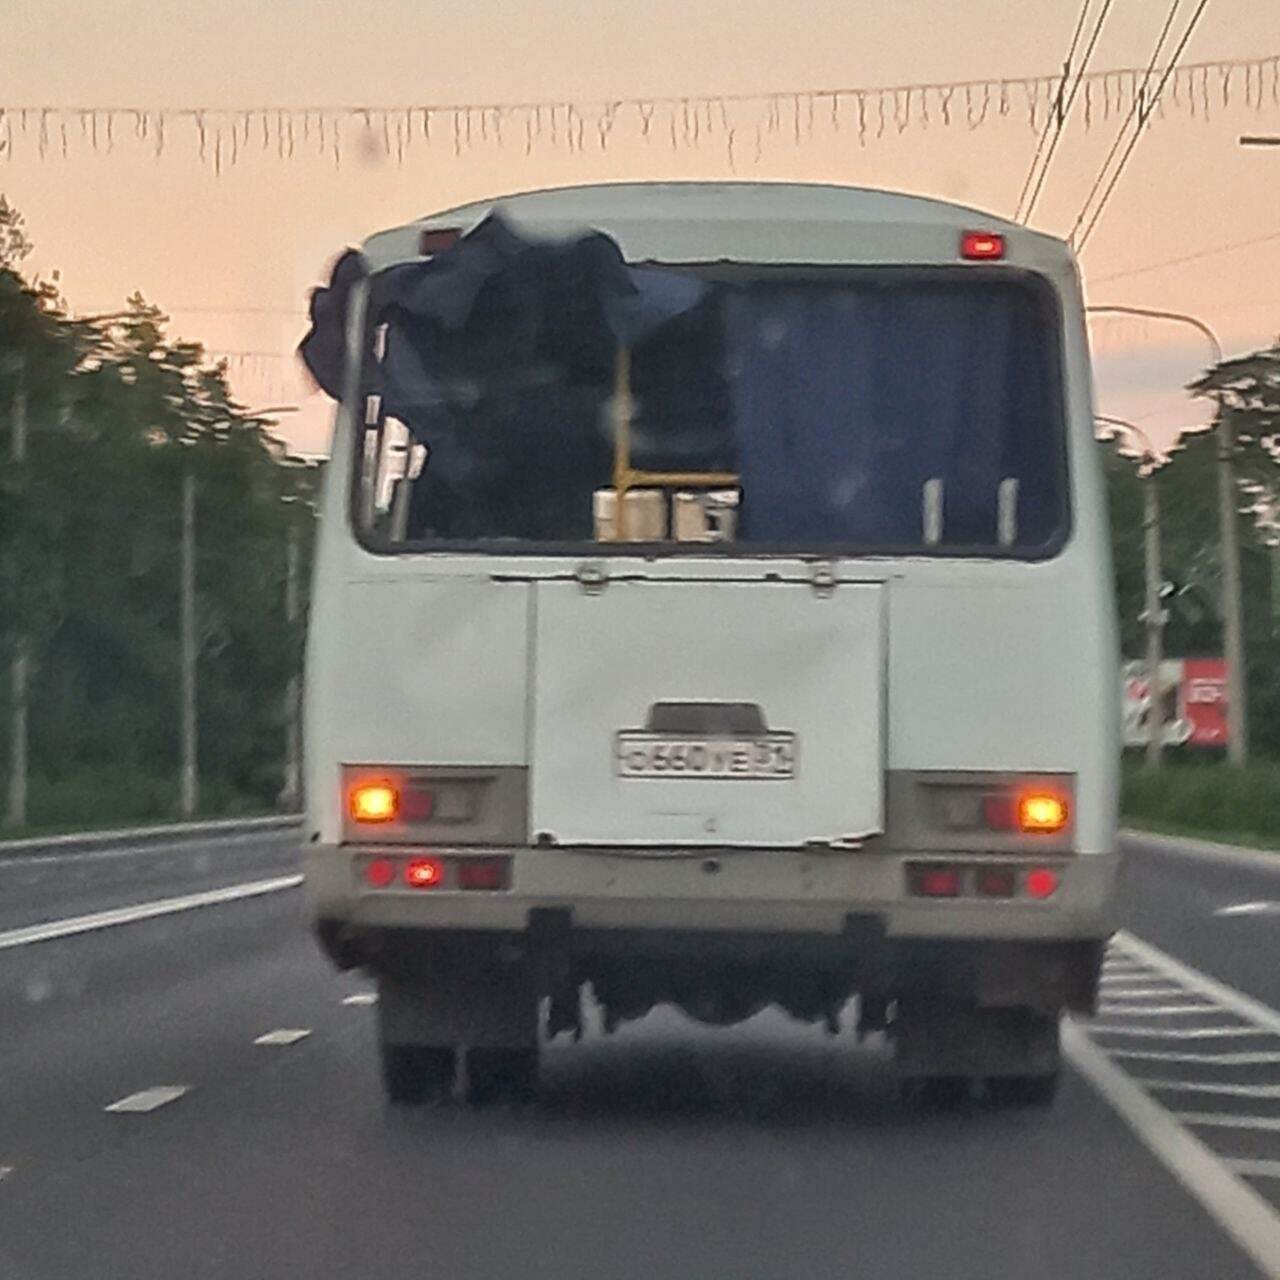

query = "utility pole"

[280,517,302,811]
[179,467,198,818]
[5,355,29,829]
[1099,416,1165,765]
[1086,305,1244,763]
[1217,407,1249,765]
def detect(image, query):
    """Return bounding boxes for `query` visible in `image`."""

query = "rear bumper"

[304,842,1119,944]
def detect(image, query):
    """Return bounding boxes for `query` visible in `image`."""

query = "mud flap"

[377,943,539,1050]
[894,1000,1060,1079]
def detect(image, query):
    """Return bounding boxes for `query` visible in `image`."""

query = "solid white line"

[0,874,303,951]
[254,1029,311,1046]
[1229,1160,1280,1181]
[1063,1022,1280,1280]
[1122,829,1280,875]
[1178,1114,1280,1134]
[1109,1049,1280,1066]
[104,1086,190,1113]
[1142,1081,1280,1099]
[1114,931,1280,1038]
[1090,1024,1264,1040]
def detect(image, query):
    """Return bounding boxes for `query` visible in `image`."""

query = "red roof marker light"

[961,231,1006,261]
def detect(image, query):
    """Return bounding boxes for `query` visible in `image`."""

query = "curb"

[1122,827,1280,874]
[0,814,302,858]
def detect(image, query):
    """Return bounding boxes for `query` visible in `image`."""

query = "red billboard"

[1122,658,1229,748]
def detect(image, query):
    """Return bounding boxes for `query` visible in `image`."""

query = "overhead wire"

[1014,0,1093,222]
[1072,0,1213,252]
[1018,0,1118,224]
[1089,230,1280,285]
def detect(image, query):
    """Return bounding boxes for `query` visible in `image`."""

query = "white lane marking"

[1096,1002,1221,1016]
[1099,981,1187,995]
[1109,1049,1280,1066]
[1091,1024,1265,1040]
[1178,1114,1280,1134]
[1229,1160,1280,1181]
[0,1166,13,1181]
[342,992,378,1006]
[1063,1022,1280,1280]
[1114,931,1280,1038]
[104,1085,190,1113]
[1216,901,1280,918]
[0,874,303,951]
[1142,1081,1280,1099]
[254,1028,311,1046]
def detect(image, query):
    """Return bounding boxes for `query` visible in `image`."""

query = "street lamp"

[1085,304,1247,765]
[1097,415,1167,766]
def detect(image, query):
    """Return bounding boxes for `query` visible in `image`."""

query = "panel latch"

[809,561,837,597]
[575,561,609,595]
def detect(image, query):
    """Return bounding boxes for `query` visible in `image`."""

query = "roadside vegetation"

[1121,755,1280,848]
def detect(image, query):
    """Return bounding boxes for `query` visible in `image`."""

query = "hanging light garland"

[1,54,1276,174]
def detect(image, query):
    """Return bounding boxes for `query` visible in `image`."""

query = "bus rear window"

[354,270,1066,555]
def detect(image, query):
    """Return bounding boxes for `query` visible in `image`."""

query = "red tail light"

[961,230,1006,260]
[363,857,397,888]
[975,866,1017,898]
[1025,867,1060,900]
[458,857,511,891]
[909,864,962,898]
[404,857,444,889]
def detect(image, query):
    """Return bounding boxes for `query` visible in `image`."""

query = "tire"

[899,1075,972,1110]
[986,1071,1060,1109]
[466,1046,538,1106]
[380,1043,457,1106]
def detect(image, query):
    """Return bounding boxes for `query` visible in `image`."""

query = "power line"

[1073,0,1214,253]
[1014,0,1093,221]
[1018,0,1118,223]
[1089,229,1280,284]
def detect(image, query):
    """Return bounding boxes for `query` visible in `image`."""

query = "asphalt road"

[1,829,1278,1279]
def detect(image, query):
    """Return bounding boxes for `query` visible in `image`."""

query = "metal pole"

[1086,306,1244,762]
[280,519,301,810]
[1217,407,1249,764]
[5,356,29,830]
[1142,473,1165,766]
[179,467,199,818]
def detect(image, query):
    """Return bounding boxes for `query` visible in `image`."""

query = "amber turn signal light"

[1018,793,1068,834]
[350,782,398,823]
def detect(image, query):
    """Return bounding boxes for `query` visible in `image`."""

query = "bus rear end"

[302,182,1118,1107]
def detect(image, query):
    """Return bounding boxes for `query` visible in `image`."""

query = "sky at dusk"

[2,0,1278,455]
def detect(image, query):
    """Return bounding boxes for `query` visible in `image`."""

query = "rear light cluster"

[978,791,1069,834]
[349,781,436,824]
[907,862,1060,901]
[360,855,512,892]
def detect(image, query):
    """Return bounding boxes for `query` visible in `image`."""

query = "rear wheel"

[986,1071,1059,1109]
[380,1042,457,1105]
[466,1046,539,1106]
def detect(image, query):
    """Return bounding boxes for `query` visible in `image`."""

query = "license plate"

[615,733,797,779]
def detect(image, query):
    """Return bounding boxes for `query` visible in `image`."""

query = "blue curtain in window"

[724,282,1056,548]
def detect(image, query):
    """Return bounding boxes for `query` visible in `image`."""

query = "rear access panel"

[530,579,885,847]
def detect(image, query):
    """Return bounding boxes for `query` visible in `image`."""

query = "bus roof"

[360,181,1073,276]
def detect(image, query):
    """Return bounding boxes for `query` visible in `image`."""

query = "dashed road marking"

[0,875,303,951]
[342,992,378,1006]
[254,1029,311,1046]
[104,1086,190,1113]
[1229,1160,1280,1181]
[1215,901,1280,918]
[1096,1002,1220,1016]
[1142,1080,1280,1099]
[0,1166,13,1181]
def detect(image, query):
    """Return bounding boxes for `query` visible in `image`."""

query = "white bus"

[302,182,1119,1108]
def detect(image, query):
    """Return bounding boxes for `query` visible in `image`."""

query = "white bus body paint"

[0,875,303,951]
[1063,1022,1280,1280]
[104,1086,190,1113]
